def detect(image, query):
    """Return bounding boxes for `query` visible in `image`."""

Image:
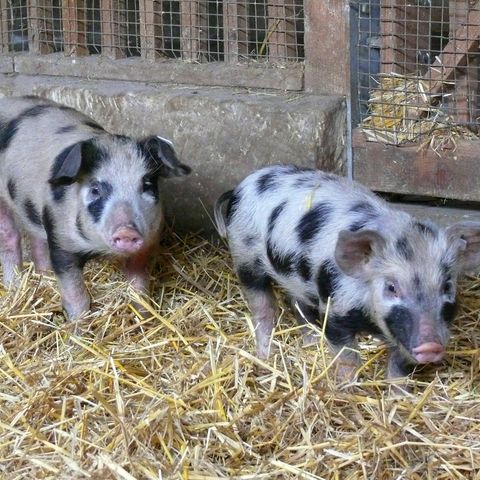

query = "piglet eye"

[142,177,156,193]
[385,281,399,297]
[443,281,453,295]
[90,184,101,197]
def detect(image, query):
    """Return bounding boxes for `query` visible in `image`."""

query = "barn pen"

[0,0,480,478]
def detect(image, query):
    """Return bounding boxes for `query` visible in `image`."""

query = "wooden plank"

[380,0,431,75]
[100,0,127,59]
[28,0,55,54]
[424,7,480,93]
[304,0,350,95]
[395,203,480,227]
[138,0,163,60]
[14,53,304,90]
[62,0,88,56]
[180,0,208,61]
[353,129,480,201]
[448,0,479,124]
[223,0,249,63]
[267,0,297,60]
[0,0,9,53]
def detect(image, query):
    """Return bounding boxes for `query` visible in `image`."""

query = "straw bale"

[360,74,479,153]
[1,234,480,479]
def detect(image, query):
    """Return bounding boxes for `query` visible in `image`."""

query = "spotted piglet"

[215,165,480,381]
[0,96,191,319]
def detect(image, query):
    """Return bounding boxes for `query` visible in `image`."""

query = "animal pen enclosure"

[353,0,480,202]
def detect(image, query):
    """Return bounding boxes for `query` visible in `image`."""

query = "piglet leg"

[47,246,90,320]
[29,234,51,272]
[0,198,22,286]
[292,299,319,346]
[244,286,277,359]
[123,247,153,294]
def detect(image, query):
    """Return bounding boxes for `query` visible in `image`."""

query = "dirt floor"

[0,234,479,479]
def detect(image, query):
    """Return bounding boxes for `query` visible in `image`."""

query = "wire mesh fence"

[355,0,480,148]
[0,0,304,62]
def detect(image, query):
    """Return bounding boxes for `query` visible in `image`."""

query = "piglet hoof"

[63,295,91,322]
[302,333,318,347]
[387,381,412,398]
[332,360,360,383]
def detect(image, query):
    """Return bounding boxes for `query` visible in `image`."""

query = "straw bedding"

[360,74,479,152]
[1,233,480,479]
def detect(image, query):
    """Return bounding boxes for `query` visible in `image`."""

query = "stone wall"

[0,74,347,233]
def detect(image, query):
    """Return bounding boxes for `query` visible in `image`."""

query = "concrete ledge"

[0,74,346,233]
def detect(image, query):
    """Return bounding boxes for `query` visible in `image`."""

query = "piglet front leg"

[122,246,156,315]
[0,198,22,286]
[29,234,51,272]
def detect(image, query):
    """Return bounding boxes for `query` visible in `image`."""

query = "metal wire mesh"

[0,0,304,62]
[355,0,480,146]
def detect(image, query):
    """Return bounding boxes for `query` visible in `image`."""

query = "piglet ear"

[335,229,386,277]
[140,136,191,178]
[49,142,83,186]
[446,221,480,272]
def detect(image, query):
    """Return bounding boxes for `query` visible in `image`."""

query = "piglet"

[0,96,191,319]
[215,165,480,381]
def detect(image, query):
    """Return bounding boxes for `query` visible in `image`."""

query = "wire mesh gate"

[0,1,304,63]
[352,0,480,202]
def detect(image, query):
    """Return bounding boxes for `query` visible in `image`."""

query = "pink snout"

[412,342,445,363]
[111,227,144,253]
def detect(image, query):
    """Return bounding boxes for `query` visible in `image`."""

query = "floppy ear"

[140,136,191,177]
[446,221,480,272]
[335,229,387,277]
[49,142,84,186]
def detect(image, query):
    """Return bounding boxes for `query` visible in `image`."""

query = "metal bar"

[449,0,479,124]
[267,0,296,60]
[28,0,55,54]
[380,0,431,74]
[180,0,208,61]
[62,0,88,56]
[223,0,248,63]
[100,0,127,59]
[138,0,163,60]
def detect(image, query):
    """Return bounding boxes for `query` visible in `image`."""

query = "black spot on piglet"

[24,198,42,226]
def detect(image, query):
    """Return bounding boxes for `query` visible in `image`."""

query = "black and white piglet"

[215,165,480,380]
[0,96,190,319]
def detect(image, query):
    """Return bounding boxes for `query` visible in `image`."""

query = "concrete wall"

[0,74,347,233]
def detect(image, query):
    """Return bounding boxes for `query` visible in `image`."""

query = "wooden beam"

[424,6,480,93]
[62,0,88,56]
[223,0,249,63]
[304,0,350,95]
[267,0,297,60]
[100,0,127,59]
[180,0,208,61]
[353,129,480,201]
[139,0,163,60]
[0,0,9,53]
[380,0,431,75]
[28,0,55,54]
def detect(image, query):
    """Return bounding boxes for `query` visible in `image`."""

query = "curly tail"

[214,190,233,238]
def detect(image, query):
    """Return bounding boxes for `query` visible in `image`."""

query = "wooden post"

[139,0,163,60]
[180,0,208,61]
[62,0,88,56]
[28,0,55,54]
[0,0,9,53]
[449,0,479,124]
[100,0,127,59]
[223,0,249,63]
[304,0,350,95]
[380,0,431,74]
[267,0,296,60]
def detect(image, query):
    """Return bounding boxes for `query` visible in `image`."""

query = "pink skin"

[28,234,51,272]
[123,246,153,293]
[0,199,22,285]
[58,270,91,320]
[413,319,446,363]
[112,226,144,254]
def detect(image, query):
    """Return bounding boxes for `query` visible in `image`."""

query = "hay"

[1,233,480,479]
[360,73,479,152]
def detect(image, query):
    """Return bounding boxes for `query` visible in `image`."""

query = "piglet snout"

[112,226,144,253]
[412,342,445,363]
